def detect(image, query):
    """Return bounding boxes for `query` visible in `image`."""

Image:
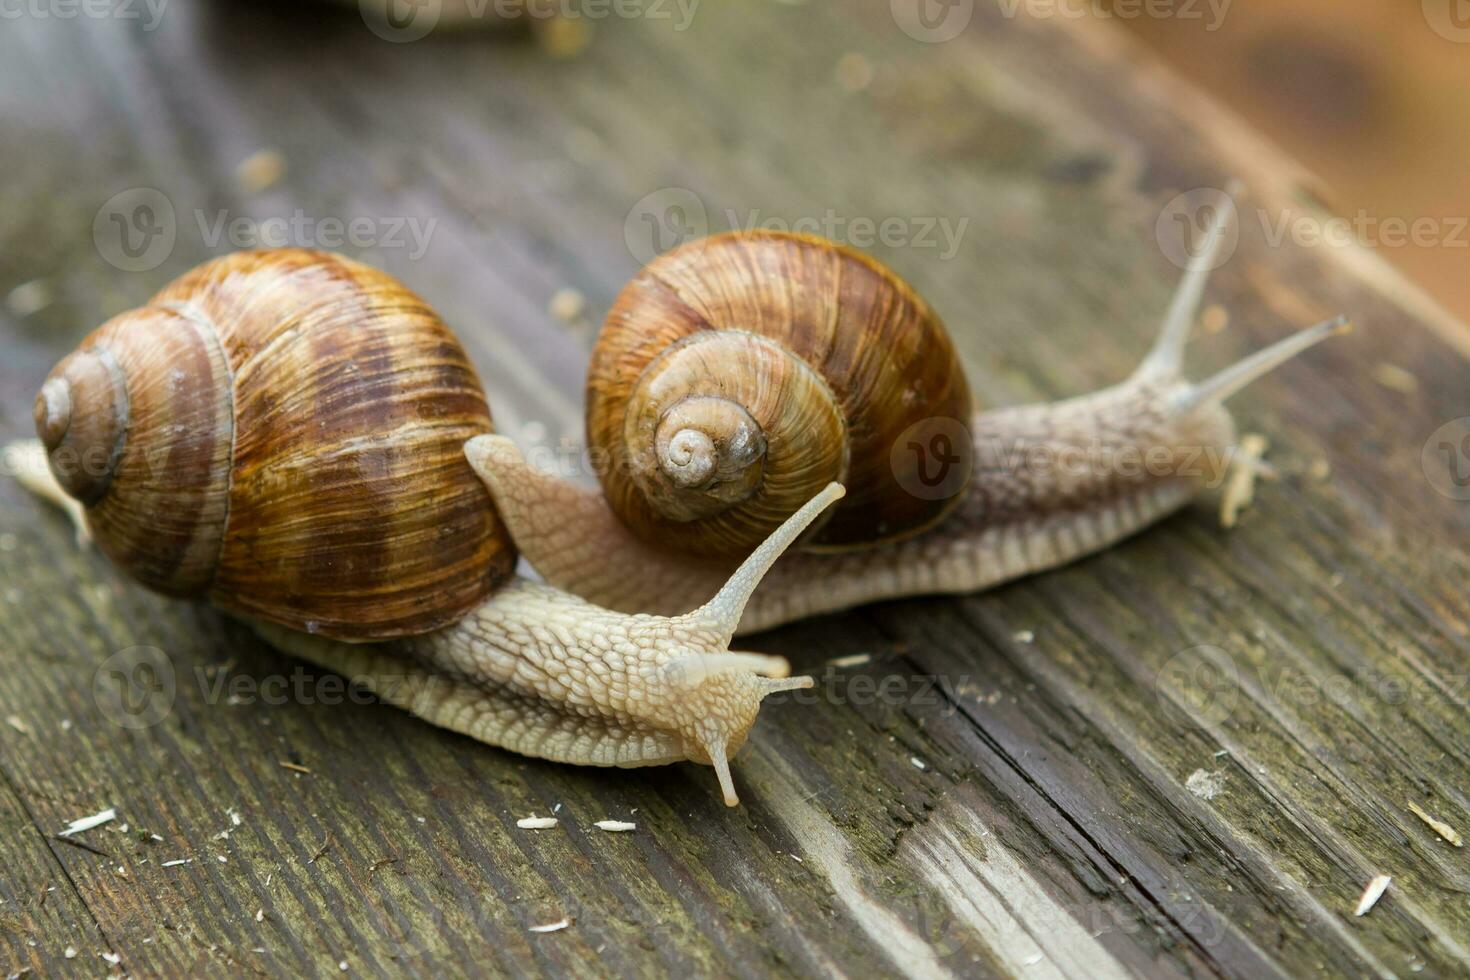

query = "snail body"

[15,202,1345,806]
[476,217,1345,632]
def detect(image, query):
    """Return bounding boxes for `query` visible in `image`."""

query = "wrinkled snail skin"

[470,204,1348,633]
[11,437,837,808]
[253,489,837,808]
[471,374,1227,635]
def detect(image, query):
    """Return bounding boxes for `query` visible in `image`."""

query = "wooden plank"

[1,2,1467,978]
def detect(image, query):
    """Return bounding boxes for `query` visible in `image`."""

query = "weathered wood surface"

[2,3,1468,978]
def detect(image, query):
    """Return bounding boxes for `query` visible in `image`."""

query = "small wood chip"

[235,149,286,193]
[5,280,52,317]
[278,761,312,774]
[1013,630,1035,644]
[60,807,116,837]
[1201,304,1230,334]
[593,820,636,833]
[548,288,586,324]
[536,16,592,58]
[529,918,570,933]
[1371,362,1419,394]
[308,833,334,864]
[1407,802,1463,847]
[161,858,192,868]
[1220,434,1269,528]
[5,715,31,735]
[517,816,559,830]
[835,52,874,92]
[828,653,871,668]
[1354,874,1391,916]
[910,757,927,771]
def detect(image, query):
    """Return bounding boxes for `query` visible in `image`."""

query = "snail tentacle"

[259,483,839,806]
[8,440,93,549]
[12,443,838,808]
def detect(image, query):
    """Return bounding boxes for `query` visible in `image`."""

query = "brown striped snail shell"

[33,249,516,642]
[587,231,974,558]
[33,235,972,642]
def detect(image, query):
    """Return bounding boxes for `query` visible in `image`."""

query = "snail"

[10,198,1346,806]
[457,211,1348,631]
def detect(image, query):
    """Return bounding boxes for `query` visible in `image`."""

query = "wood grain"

[1,2,1466,977]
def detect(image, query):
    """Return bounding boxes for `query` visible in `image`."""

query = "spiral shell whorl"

[588,231,973,557]
[655,398,761,494]
[617,331,847,554]
[34,350,129,505]
[36,305,236,597]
